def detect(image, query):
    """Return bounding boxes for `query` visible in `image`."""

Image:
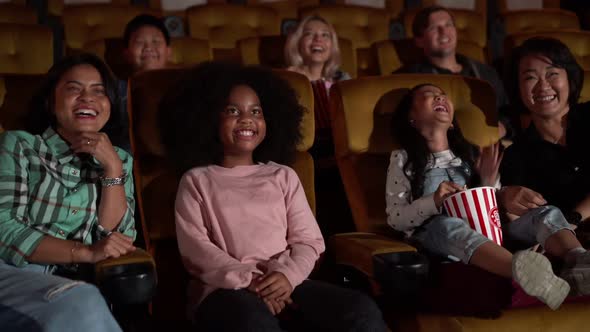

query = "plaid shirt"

[0,127,136,267]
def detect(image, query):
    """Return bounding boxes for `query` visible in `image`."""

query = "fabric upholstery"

[0,3,36,24]
[419,0,487,20]
[0,24,53,74]
[0,74,44,130]
[502,9,580,36]
[331,0,403,19]
[248,0,319,23]
[62,4,160,51]
[373,38,486,75]
[299,5,389,76]
[498,0,561,14]
[506,30,590,71]
[404,8,486,47]
[581,71,590,103]
[238,35,357,78]
[186,4,280,59]
[47,0,130,17]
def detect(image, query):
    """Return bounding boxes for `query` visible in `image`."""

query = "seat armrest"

[329,232,416,278]
[95,248,157,305]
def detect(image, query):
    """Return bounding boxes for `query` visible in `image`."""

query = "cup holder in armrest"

[373,251,429,302]
[96,262,157,305]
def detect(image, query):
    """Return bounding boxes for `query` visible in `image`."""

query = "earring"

[409,119,415,126]
[450,123,454,129]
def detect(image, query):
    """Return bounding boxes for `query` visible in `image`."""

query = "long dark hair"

[392,84,479,199]
[26,53,122,139]
[159,62,305,176]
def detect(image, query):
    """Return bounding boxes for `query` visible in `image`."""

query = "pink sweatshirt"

[175,162,325,310]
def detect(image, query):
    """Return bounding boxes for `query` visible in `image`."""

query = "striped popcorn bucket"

[443,187,503,246]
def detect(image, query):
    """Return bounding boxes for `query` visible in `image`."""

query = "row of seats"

[0,2,582,64]
[123,66,590,330]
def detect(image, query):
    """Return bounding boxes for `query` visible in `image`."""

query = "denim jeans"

[0,261,122,332]
[410,165,571,263]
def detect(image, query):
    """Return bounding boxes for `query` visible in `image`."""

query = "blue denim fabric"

[411,165,490,263]
[503,205,572,247]
[409,164,572,263]
[0,261,122,332]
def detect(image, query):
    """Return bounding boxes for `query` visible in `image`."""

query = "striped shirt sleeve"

[0,132,45,266]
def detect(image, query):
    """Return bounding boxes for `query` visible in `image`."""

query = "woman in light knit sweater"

[159,62,387,332]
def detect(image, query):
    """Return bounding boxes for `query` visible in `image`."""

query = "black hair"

[26,53,123,139]
[123,14,170,47]
[392,84,479,199]
[159,62,305,175]
[412,5,455,37]
[505,37,583,114]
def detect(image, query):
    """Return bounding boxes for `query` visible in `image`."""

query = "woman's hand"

[70,132,122,176]
[248,272,293,315]
[475,143,503,187]
[433,181,465,208]
[498,186,547,217]
[87,232,135,263]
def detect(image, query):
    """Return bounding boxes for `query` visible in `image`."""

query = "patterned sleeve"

[0,132,45,266]
[385,149,440,233]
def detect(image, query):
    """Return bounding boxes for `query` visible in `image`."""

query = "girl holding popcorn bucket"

[385,84,590,310]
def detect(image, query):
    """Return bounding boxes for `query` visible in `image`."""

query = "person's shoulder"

[389,149,408,166]
[0,130,37,147]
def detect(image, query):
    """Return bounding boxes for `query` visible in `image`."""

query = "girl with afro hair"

[159,62,387,332]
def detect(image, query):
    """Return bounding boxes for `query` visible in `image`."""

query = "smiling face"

[53,64,111,140]
[126,25,171,72]
[518,54,570,119]
[219,85,266,166]
[409,85,454,130]
[298,19,333,66]
[416,10,457,58]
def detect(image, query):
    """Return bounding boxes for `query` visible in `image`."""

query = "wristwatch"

[564,211,583,226]
[100,172,127,187]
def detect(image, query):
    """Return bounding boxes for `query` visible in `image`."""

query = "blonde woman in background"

[285,15,351,89]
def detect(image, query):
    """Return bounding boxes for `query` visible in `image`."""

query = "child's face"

[125,25,171,72]
[409,85,454,130]
[219,85,266,164]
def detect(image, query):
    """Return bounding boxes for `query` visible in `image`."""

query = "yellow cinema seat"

[0,24,53,75]
[503,9,580,36]
[0,3,37,24]
[47,0,130,17]
[186,4,280,61]
[505,30,590,71]
[62,4,160,52]
[128,66,314,323]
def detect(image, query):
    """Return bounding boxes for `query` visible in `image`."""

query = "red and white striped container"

[443,187,503,246]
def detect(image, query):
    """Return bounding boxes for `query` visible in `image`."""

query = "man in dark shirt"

[396,5,511,138]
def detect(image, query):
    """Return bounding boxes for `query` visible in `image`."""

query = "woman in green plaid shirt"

[0,54,136,331]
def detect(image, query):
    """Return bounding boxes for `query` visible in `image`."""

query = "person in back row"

[115,14,173,152]
[395,5,512,138]
[285,15,351,87]
[159,62,387,332]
